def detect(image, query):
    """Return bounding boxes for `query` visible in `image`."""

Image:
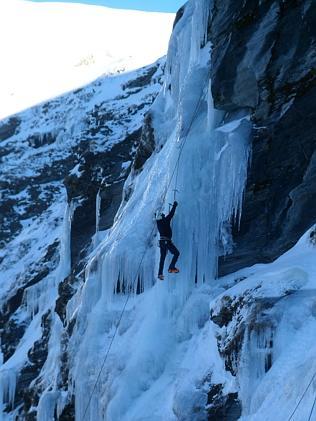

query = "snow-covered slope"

[0,56,166,419]
[0,0,174,119]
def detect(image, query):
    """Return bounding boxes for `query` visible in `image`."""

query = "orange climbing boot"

[158,274,164,280]
[168,268,180,274]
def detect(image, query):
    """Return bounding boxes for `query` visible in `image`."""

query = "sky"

[28,0,185,12]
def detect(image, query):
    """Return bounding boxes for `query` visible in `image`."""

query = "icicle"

[37,391,60,421]
[213,116,252,254]
[58,200,74,281]
[22,200,76,320]
[0,367,17,414]
[23,277,55,319]
[37,315,64,421]
[37,390,68,421]
[93,189,101,249]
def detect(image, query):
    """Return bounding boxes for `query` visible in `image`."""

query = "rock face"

[207,385,241,421]
[209,0,316,275]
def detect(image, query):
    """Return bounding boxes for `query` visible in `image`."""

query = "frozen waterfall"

[69,1,252,420]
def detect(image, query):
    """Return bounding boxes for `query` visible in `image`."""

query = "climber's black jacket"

[156,202,177,239]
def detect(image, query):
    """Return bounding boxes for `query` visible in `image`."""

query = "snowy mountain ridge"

[0,0,174,119]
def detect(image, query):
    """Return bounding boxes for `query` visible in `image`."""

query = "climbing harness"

[82,76,209,420]
[160,236,172,242]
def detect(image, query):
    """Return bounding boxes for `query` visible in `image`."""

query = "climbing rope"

[308,396,316,421]
[308,393,316,421]
[287,370,316,421]
[82,249,149,420]
[162,81,209,208]
[82,76,209,420]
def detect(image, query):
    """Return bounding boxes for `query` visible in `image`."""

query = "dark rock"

[133,113,155,171]
[122,64,159,90]
[55,273,76,323]
[55,265,84,324]
[65,128,142,267]
[0,117,20,141]
[0,196,22,249]
[211,295,244,328]
[212,290,280,380]
[173,4,186,29]
[209,0,316,275]
[60,331,71,388]
[27,131,56,148]
[310,226,316,245]
[0,152,76,248]
[12,311,51,416]
[207,384,242,421]
[59,395,75,420]
[0,241,59,361]
[211,289,255,375]
[0,320,27,362]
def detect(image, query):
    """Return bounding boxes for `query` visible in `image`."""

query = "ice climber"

[155,201,180,280]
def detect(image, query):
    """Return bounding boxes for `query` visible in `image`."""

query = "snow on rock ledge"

[211,227,316,420]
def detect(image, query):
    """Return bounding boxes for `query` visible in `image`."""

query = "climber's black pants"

[158,239,180,276]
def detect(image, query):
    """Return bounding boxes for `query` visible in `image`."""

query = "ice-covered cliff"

[1,0,316,420]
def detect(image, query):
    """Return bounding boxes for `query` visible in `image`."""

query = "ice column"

[94,189,101,249]
[58,200,74,281]
[0,364,16,419]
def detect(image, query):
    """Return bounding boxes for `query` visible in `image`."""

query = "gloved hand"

[174,201,178,206]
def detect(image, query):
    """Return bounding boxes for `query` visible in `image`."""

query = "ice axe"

[168,189,179,210]
[173,188,179,201]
